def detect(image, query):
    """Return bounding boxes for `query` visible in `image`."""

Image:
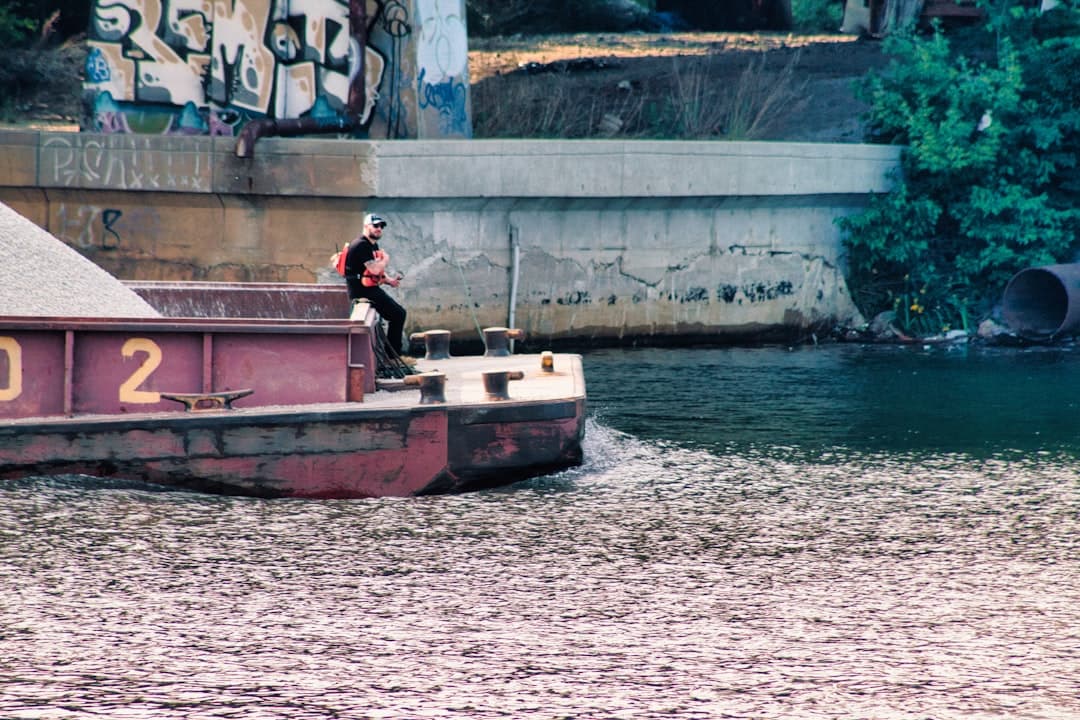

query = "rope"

[452,253,484,342]
[372,321,417,379]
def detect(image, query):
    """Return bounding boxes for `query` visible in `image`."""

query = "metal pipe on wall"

[508,224,520,353]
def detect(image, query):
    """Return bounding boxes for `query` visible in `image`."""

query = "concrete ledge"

[373,139,902,198]
[3,132,901,201]
[215,137,379,197]
[0,130,41,188]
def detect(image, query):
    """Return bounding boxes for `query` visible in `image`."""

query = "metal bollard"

[409,329,452,360]
[482,370,525,400]
[403,371,447,404]
[483,327,525,357]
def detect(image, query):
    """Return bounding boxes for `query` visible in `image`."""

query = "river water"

[2,344,1078,719]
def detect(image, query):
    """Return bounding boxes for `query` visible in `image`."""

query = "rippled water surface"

[2,344,1079,719]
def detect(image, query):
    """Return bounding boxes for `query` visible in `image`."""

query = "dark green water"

[586,343,1080,456]
[1,344,1078,719]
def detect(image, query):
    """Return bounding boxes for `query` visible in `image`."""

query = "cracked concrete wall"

[0,132,901,345]
[372,196,868,345]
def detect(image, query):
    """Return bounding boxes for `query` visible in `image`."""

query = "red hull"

[0,300,586,498]
[0,398,585,498]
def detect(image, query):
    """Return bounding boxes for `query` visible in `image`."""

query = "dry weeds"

[471,48,810,140]
[469,32,886,143]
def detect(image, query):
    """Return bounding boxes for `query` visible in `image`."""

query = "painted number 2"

[0,336,22,402]
[0,336,163,406]
[119,337,162,404]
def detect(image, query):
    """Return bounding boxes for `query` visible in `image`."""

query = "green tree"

[791,0,844,32]
[840,1,1080,336]
[0,5,35,47]
[0,1,90,47]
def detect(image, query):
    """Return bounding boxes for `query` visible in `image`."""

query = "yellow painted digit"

[119,337,162,404]
[0,336,22,402]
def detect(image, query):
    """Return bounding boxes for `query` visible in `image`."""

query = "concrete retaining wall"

[0,131,902,346]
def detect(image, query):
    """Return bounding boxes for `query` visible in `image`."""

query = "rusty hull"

[0,396,585,498]
[0,311,586,498]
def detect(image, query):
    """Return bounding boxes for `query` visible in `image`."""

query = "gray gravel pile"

[0,203,160,318]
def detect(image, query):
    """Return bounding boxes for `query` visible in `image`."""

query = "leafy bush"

[0,0,88,44]
[840,1,1080,335]
[0,6,35,48]
[791,0,844,33]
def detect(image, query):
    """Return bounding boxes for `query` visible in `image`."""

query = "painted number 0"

[119,337,162,404]
[0,336,22,402]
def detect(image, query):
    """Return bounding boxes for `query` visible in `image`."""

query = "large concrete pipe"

[1001,264,1080,338]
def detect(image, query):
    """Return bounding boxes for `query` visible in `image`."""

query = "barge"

[0,289,586,498]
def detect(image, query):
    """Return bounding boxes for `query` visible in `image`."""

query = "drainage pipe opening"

[1001,264,1080,339]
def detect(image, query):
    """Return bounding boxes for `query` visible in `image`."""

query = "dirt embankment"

[470,32,888,142]
[3,32,888,142]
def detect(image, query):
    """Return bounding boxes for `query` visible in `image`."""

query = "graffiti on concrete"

[41,134,211,191]
[556,290,592,306]
[674,286,709,304]
[55,204,125,250]
[85,0,387,135]
[380,0,413,138]
[82,0,470,138]
[415,0,467,135]
[102,209,124,248]
[718,281,795,304]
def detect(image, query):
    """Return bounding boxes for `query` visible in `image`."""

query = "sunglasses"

[372,223,386,229]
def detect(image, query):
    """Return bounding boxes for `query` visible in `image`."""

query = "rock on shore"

[0,203,160,318]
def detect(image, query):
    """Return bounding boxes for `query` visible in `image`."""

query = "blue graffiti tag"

[85,47,111,83]
[102,209,122,248]
[417,68,468,136]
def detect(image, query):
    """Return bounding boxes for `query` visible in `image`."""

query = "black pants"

[351,284,407,355]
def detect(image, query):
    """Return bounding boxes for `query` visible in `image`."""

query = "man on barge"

[344,213,407,357]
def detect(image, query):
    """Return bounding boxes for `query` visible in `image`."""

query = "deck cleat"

[482,327,525,357]
[160,388,254,412]
[482,370,525,400]
[404,371,447,404]
[410,329,452,360]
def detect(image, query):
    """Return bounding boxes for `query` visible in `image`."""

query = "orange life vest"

[361,250,388,287]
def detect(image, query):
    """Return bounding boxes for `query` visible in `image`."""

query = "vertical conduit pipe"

[508,225,520,353]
